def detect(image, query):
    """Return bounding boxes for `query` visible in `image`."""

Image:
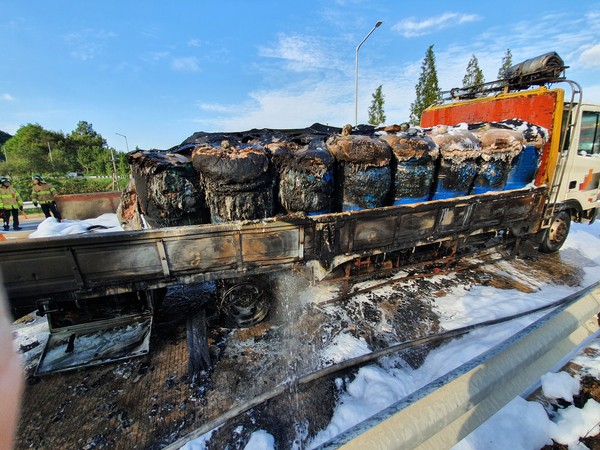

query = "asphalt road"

[1,212,45,240]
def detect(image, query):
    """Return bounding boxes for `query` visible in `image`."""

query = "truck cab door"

[559,104,600,217]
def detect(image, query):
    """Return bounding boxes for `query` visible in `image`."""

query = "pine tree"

[462,54,485,88]
[497,48,513,80]
[368,85,386,126]
[409,45,442,125]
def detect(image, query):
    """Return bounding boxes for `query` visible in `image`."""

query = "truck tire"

[219,278,270,328]
[539,210,571,253]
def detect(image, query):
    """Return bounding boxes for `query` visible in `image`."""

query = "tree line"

[368,48,513,126]
[0,121,130,180]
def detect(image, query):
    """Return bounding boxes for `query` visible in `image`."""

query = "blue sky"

[1,1,599,152]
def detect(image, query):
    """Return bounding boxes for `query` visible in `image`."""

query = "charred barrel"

[270,140,335,215]
[380,130,439,204]
[128,150,208,228]
[192,141,274,223]
[429,126,481,200]
[470,124,525,194]
[326,133,392,211]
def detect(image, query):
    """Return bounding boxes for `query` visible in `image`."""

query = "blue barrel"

[429,128,480,200]
[505,145,541,189]
[471,126,525,194]
[326,134,392,211]
[500,119,547,190]
[381,131,439,205]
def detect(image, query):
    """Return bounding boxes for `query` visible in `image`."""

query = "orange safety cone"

[0,233,6,241]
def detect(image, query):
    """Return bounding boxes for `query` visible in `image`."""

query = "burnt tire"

[539,210,571,253]
[219,279,271,328]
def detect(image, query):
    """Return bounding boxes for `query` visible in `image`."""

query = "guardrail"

[319,281,600,449]
[22,201,39,212]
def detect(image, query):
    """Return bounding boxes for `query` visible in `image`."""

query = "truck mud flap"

[35,313,152,376]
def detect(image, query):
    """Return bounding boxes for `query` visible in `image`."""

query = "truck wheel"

[539,211,571,253]
[219,279,270,328]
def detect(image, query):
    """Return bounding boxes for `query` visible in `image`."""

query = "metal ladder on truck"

[543,79,583,226]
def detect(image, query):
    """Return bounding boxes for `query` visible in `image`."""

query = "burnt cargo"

[379,129,439,204]
[128,150,208,228]
[470,124,525,194]
[326,131,392,211]
[428,126,481,200]
[123,121,543,230]
[502,119,548,189]
[272,141,335,215]
[191,141,273,223]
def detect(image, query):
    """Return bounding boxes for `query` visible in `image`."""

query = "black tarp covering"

[504,51,566,87]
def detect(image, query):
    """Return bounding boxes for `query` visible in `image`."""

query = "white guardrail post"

[320,281,600,450]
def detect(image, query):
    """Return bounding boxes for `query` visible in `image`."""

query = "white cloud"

[581,84,600,104]
[187,38,205,47]
[258,33,330,71]
[2,93,14,101]
[142,51,170,62]
[198,102,241,114]
[171,57,200,72]
[63,29,117,61]
[193,55,419,132]
[579,44,600,68]
[392,12,481,38]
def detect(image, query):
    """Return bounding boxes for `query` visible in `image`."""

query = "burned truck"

[1,52,599,374]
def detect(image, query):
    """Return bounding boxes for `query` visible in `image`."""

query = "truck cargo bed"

[0,186,547,316]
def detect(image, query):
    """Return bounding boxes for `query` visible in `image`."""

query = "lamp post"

[355,20,382,127]
[114,133,129,190]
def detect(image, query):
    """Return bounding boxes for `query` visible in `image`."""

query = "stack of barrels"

[119,121,547,229]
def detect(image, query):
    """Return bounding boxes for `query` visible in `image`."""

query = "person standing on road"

[31,175,61,222]
[0,177,24,231]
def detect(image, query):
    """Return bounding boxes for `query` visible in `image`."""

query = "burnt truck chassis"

[3,186,546,319]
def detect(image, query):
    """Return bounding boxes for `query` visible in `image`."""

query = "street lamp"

[355,20,382,127]
[115,132,130,153]
[114,133,130,190]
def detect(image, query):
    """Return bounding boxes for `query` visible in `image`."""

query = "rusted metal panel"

[397,210,438,238]
[0,188,548,315]
[55,191,122,220]
[353,216,396,248]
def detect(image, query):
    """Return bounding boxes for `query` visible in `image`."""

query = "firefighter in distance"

[0,177,24,231]
[31,175,61,222]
